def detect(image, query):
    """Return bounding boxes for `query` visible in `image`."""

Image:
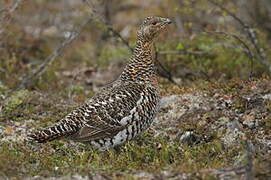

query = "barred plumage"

[28,16,172,149]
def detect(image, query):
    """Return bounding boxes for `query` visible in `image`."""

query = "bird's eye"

[151,21,157,25]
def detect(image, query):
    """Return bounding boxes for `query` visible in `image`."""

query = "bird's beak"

[162,18,172,24]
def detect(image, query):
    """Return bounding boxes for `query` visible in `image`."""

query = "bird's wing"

[67,82,156,142]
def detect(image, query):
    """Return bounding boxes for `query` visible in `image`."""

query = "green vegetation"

[2,90,30,114]
[0,0,271,179]
[0,78,270,179]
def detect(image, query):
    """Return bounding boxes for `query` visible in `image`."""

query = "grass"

[0,135,238,178]
[0,78,270,179]
[0,6,270,178]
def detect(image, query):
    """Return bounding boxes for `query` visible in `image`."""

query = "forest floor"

[0,1,271,179]
[0,77,270,180]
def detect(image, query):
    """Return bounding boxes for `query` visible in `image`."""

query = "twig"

[155,48,212,83]
[19,0,178,88]
[155,51,177,84]
[206,31,255,61]
[84,0,177,84]
[207,0,247,28]
[0,0,24,21]
[19,16,95,88]
[82,0,99,16]
[0,0,25,41]
[158,50,208,56]
[109,25,178,83]
[84,0,133,53]
[205,31,255,77]
[207,0,271,74]
[107,26,134,53]
[246,28,270,72]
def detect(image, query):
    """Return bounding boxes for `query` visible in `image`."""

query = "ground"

[0,78,270,180]
[0,1,271,179]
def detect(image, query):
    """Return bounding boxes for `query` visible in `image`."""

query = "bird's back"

[29,81,160,149]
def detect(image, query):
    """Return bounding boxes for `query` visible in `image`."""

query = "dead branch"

[0,0,24,22]
[158,50,208,56]
[205,31,255,61]
[17,0,177,88]
[205,31,255,77]
[246,28,270,72]
[107,26,134,53]
[0,0,25,44]
[19,16,95,89]
[207,0,247,28]
[108,23,178,83]
[84,0,177,84]
[84,0,133,53]
[207,0,271,74]
[155,51,177,85]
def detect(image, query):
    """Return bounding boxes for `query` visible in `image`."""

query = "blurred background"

[0,1,271,178]
[0,0,270,94]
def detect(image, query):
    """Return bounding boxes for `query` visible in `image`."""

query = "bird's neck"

[120,38,158,85]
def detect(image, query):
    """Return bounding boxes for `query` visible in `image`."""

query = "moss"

[0,136,181,177]
[3,90,30,115]
[180,140,241,171]
[0,82,8,96]
[66,86,85,95]
[0,1,270,178]
[0,79,270,179]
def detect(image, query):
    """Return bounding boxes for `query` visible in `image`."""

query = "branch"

[0,0,25,40]
[207,0,247,28]
[155,51,177,85]
[84,0,134,53]
[158,50,208,56]
[246,28,270,72]
[84,0,177,84]
[19,0,179,88]
[0,0,24,21]
[205,31,255,77]
[207,0,271,74]
[19,16,95,88]
[107,26,134,53]
[205,31,255,61]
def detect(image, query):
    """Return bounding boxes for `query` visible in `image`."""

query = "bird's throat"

[120,40,157,84]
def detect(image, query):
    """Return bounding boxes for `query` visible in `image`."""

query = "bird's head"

[137,16,172,42]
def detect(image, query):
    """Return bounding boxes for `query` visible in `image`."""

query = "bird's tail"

[28,121,79,143]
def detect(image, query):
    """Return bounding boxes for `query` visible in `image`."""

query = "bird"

[28,16,172,149]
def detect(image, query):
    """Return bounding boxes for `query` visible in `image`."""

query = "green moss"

[158,34,267,81]
[0,82,8,95]
[0,79,270,178]
[0,136,181,177]
[180,140,240,171]
[3,90,30,114]
[67,86,85,94]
